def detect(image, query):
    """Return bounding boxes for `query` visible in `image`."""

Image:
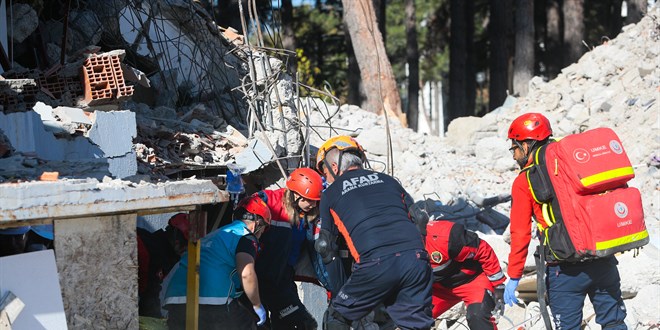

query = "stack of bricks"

[1,69,84,111]
[0,72,39,112]
[81,53,134,106]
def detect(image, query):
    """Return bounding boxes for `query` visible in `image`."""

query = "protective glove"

[254,304,267,326]
[503,278,520,306]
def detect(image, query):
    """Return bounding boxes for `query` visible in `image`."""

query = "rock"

[10,4,38,43]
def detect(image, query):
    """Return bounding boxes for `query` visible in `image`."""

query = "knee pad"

[323,306,351,330]
[465,290,497,329]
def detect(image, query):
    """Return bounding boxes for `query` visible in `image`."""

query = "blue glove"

[254,304,267,326]
[503,278,520,306]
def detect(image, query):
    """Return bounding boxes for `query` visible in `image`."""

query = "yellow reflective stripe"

[595,230,649,250]
[580,167,635,188]
[527,172,542,204]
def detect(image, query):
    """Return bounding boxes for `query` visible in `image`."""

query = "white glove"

[254,304,267,326]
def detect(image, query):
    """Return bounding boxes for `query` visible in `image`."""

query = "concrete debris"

[301,7,660,327]
[10,3,38,43]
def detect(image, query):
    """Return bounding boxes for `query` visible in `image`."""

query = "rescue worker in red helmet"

[163,195,271,329]
[137,213,190,317]
[315,135,433,330]
[505,112,626,329]
[254,167,324,329]
[408,204,506,329]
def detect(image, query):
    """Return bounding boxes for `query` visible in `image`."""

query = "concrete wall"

[54,214,138,329]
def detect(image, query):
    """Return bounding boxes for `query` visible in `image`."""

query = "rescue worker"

[137,214,189,317]
[504,113,626,329]
[163,195,271,330]
[409,206,506,329]
[254,167,323,329]
[315,135,433,330]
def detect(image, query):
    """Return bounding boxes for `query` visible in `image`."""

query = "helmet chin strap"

[322,157,339,181]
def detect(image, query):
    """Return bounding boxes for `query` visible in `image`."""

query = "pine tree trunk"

[625,0,647,25]
[489,0,510,110]
[563,0,584,66]
[281,0,297,75]
[465,1,476,116]
[545,0,563,79]
[514,0,534,96]
[345,24,364,106]
[449,0,467,120]
[405,0,419,131]
[342,0,405,125]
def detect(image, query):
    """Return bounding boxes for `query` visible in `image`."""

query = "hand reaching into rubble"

[503,278,520,306]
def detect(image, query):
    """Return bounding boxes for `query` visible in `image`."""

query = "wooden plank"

[185,210,206,330]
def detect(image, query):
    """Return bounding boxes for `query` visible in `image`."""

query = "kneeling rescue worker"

[410,204,506,329]
[315,135,433,330]
[163,195,271,330]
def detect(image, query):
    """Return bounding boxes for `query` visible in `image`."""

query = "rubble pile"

[303,6,660,329]
[0,0,306,182]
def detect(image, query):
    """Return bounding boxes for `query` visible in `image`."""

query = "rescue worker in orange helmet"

[505,112,626,329]
[254,167,325,329]
[315,135,433,330]
[163,195,271,330]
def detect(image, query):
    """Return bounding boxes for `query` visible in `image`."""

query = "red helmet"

[286,168,323,200]
[168,213,190,240]
[508,113,552,141]
[236,195,272,224]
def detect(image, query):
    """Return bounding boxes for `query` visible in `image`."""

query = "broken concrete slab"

[9,3,38,43]
[234,137,274,173]
[0,111,103,161]
[0,178,227,222]
[87,110,136,158]
[53,106,92,125]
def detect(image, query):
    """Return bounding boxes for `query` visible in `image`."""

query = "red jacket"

[425,220,505,288]
[508,167,548,279]
[260,188,291,227]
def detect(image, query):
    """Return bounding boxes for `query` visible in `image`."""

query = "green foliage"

[386,0,450,85]
[292,3,348,101]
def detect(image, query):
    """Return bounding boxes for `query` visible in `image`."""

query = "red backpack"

[525,127,648,262]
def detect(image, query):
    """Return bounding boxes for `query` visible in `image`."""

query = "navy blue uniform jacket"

[319,168,424,263]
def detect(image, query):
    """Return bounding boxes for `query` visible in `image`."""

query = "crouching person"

[410,206,506,329]
[162,196,272,330]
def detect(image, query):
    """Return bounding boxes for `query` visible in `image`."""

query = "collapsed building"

[0,1,659,330]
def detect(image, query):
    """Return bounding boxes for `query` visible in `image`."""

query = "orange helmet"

[286,168,323,200]
[316,135,366,172]
[168,213,190,240]
[236,195,272,224]
[508,113,552,141]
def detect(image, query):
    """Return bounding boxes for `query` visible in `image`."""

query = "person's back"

[316,135,433,330]
[321,168,424,261]
[163,196,272,330]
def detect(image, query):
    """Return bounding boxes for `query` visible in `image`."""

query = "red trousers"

[432,273,498,330]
